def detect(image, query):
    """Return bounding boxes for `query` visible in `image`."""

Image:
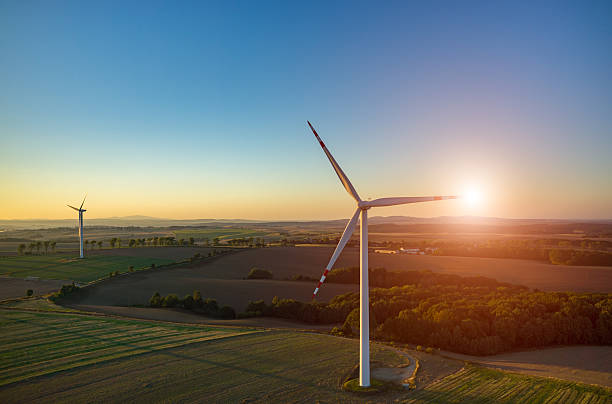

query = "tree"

[213,237,220,246]
[97,240,103,249]
[189,237,195,246]
[35,241,42,254]
[90,240,96,250]
[43,241,50,254]
[85,240,89,250]
[28,242,36,254]
[117,238,122,248]
[129,239,136,248]
[178,238,185,246]
[26,289,33,297]
[17,244,26,255]
[50,241,57,253]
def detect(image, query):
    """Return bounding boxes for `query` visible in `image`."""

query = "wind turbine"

[67,195,87,259]
[307,121,458,387]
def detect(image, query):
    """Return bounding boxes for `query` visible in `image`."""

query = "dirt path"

[372,349,417,387]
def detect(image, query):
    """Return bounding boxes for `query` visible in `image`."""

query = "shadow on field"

[3,314,340,394]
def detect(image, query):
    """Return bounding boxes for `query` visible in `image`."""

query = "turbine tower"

[307,121,458,387]
[67,195,87,259]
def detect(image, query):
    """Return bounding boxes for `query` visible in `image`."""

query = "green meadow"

[0,254,175,282]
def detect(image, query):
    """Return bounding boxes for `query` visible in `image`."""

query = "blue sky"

[1,1,611,220]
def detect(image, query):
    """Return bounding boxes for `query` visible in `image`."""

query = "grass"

[0,307,609,403]
[0,308,254,388]
[405,364,612,403]
[0,309,406,403]
[0,254,175,282]
[343,378,389,393]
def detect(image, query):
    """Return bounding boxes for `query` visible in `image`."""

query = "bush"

[149,292,162,307]
[128,266,134,272]
[182,295,195,309]
[162,294,180,308]
[416,345,423,351]
[425,347,434,354]
[247,268,273,280]
[217,306,236,319]
[26,289,33,297]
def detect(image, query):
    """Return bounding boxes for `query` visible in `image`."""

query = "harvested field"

[68,276,356,312]
[191,246,612,292]
[405,364,612,403]
[0,309,253,388]
[88,246,216,260]
[0,326,406,403]
[68,304,340,330]
[441,345,612,388]
[0,277,65,301]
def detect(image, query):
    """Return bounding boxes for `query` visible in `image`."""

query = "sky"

[1,0,611,220]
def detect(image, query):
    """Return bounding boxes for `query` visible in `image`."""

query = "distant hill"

[0,215,610,231]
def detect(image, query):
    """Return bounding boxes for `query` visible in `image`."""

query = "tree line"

[149,290,236,319]
[17,241,57,255]
[244,267,612,356]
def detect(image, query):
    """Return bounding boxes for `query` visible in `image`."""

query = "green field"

[1,304,611,403]
[0,308,253,389]
[406,365,612,403]
[0,254,175,282]
[173,228,273,241]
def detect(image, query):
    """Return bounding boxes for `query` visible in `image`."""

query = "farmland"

[0,253,176,283]
[186,246,612,293]
[405,364,612,403]
[0,306,407,403]
[1,304,611,403]
[0,308,254,388]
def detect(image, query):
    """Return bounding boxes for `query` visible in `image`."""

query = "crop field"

[442,345,612,389]
[68,277,357,312]
[0,311,406,403]
[192,246,612,292]
[406,365,612,403]
[0,277,65,301]
[0,309,253,390]
[0,254,176,282]
[173,228,274,241]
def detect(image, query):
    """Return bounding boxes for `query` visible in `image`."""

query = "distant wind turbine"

[67,195,87,259]
[307,121,458,387]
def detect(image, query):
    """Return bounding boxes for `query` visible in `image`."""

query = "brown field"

[188,246,612,292]
[0,277,65,301]
[88,246,216,260]
[69,276,356,312]
[69,305,340,331]
[440,345,612,388]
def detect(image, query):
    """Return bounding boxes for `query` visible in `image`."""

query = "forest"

[246,267,612,355]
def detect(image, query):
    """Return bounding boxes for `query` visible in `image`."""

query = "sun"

[463,187,484,206]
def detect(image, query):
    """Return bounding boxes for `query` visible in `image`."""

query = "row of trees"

[246,268,612,356]
[17,241,57,255]
[149,290,236,319]
[226,237,266,247]
[425,239,612,266]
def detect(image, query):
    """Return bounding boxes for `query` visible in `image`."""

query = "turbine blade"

[67,204,80,211]
[313,207,361,298]
[363,195,458,208]
[79,194,87,210]
[307,121,361,202]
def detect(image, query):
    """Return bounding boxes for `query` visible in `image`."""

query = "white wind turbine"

[307,121,458,387]
[67,195,87,259]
